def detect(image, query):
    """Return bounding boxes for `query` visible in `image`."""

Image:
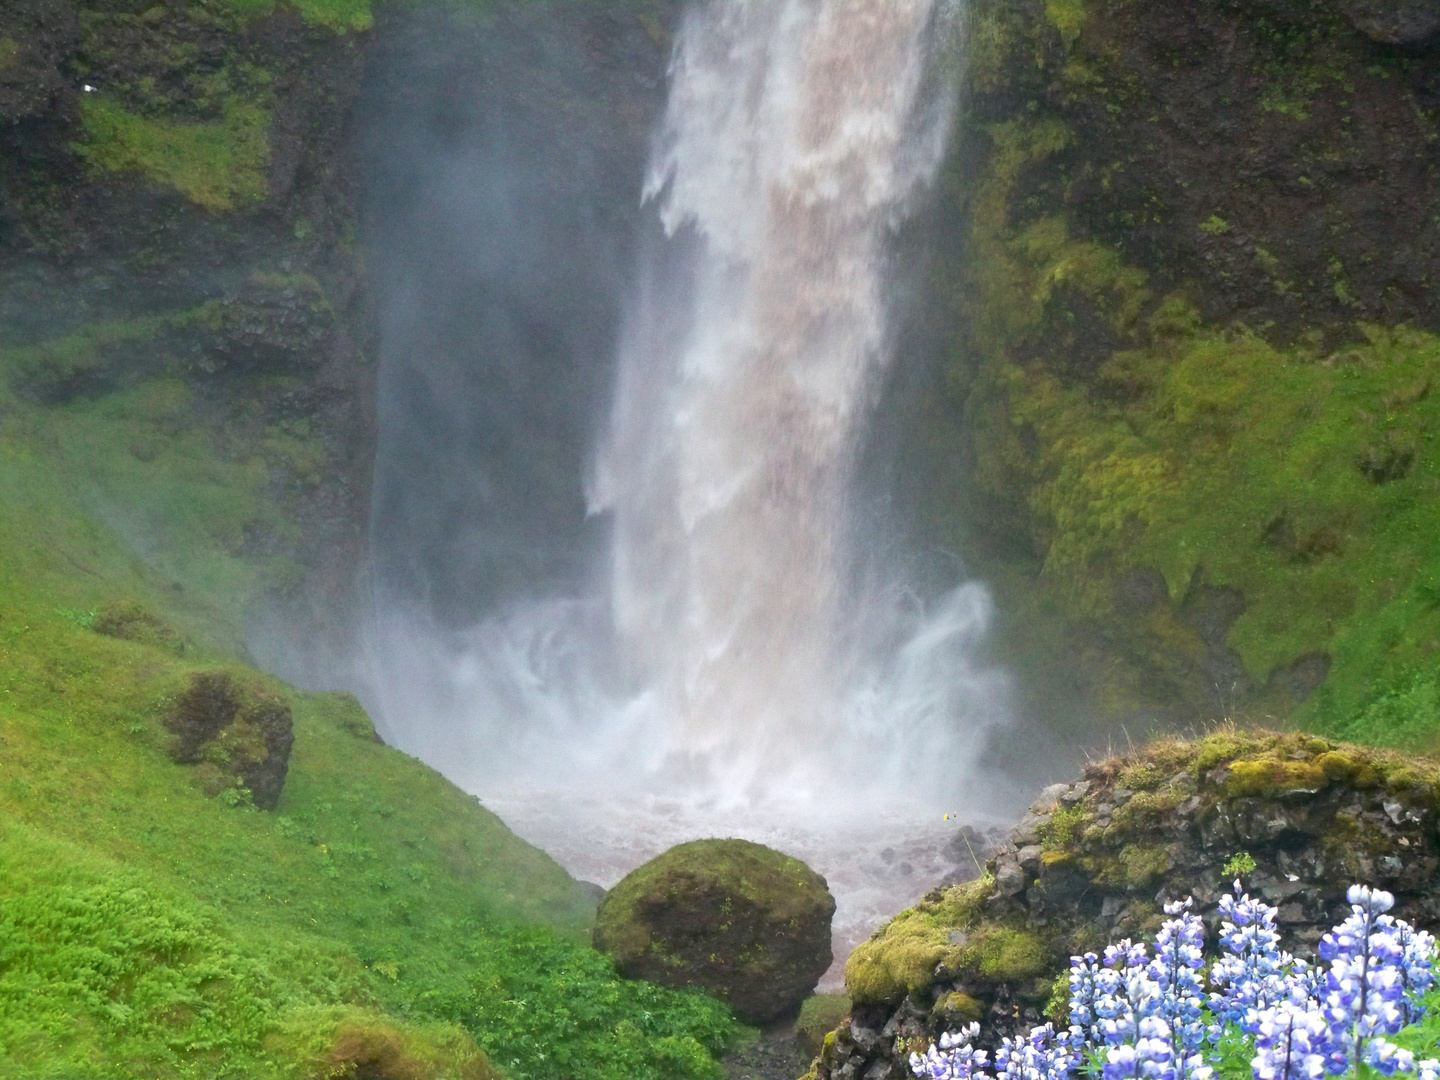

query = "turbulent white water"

[362,0,1021,984]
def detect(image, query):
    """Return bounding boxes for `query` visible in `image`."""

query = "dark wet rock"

[0,0,79,123]
[594,838,836,1024]
[203,273,336,374]
[812,732,1440,1080]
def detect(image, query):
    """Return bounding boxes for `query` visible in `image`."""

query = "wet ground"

[723,1021,815,1080]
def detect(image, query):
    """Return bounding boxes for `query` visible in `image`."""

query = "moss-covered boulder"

[813,730,1440,1080]
[165,669,294,809]
[594,838,836,1023]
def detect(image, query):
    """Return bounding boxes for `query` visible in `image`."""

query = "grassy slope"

[0,333,734,1076]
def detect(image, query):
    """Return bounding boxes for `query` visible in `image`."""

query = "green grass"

[0,322,736,1076]
[989,317,1440,743]
[76,97,271,213]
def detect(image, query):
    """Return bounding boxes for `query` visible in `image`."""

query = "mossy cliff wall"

[1,0,376,653]
[894,0,1440,743]
[0,0,675,659]
[813,731,1440,1080]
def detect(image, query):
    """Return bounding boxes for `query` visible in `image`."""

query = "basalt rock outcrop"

[810,730,1440,1080]
[594,838,836,1024]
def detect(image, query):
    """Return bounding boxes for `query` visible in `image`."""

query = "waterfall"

[587,0,977,799]
[356,0,1017,983]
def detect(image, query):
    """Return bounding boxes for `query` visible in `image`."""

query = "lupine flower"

[1070,953,1105,1047]
[1104,1016,1178,1080]
[1150,898,1209,1074]
[910,1023,990,1080]
[1211,881,1297,1035]
[995,1024,1078,1080]
[1251,999,1330,1080]
[912,883,1436,1080]
[1319,885,1406,1075]
[1393,920,1437,1026]
[1365,1037,1418,1077]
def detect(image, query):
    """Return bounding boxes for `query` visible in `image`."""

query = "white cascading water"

[364,0,1020,988]
[591,0,956,800]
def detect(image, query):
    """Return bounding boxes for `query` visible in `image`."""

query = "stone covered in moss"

[594,838,835,1023]
[817,731,1440,1080]
[166,669,294,809]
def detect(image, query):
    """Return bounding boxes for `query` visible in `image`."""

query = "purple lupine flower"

[1211,881,1296,1035]
[1095,940,1161,1049]
[1318,885,1406,1076]
[1150,898,1209,1075]
[995,1023,1078,1080]
[1392,919,1437,1026]
[910,1023,990,1080]
[1365,1037,1418,1077]
[1251,999,1330,1080]
[1070,952,1105,1047]
[1107,939,1151,972]
[1104,1016,1180,1080]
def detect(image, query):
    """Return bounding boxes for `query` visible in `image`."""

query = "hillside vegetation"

[0,335,734,1078]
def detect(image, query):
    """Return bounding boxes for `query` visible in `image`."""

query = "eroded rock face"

[1336,0,1440,44]
[594,838,836,1024]
[166,670,295,809]
[811,732,1440,1080]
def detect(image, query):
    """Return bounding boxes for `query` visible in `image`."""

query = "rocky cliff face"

[881,0,1440,746]
[1,0,374,652]
[0,0,674,660]
[812,730,1440,1080]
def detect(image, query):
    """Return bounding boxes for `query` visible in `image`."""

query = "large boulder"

[593,838,836,1023]
[166,670,295,810]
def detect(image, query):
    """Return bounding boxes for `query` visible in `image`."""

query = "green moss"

[595,838,832,976]
[932,992,983,1022]
[76,96,270,212]
[0,37,18,71]
[983,311,1440,741]
[844,877,991,1004]
[1117,762,1163,790]
[795,994,851,1056]
[1094,843,1170,890]
[1037,803,1087,847]
[1225,757,1329,797]
[960,925,1049,982]
[1044,0,1086,47]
